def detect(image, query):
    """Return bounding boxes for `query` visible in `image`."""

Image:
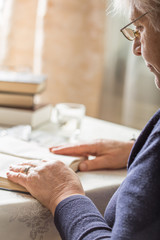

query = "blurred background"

[0,0,160,130]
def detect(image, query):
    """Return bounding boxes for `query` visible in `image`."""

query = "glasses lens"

[122,28,135,41]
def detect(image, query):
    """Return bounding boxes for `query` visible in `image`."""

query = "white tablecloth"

[0,115,140,240]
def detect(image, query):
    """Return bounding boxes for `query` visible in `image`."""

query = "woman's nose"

[133,37,141,56]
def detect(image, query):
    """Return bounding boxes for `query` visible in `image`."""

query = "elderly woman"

[7,0,160,239]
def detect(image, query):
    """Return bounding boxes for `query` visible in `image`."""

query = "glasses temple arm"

[120,11,149,32]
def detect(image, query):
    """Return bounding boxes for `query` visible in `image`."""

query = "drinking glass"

[55,103,86,142]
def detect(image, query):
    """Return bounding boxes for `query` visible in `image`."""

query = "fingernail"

[49,148,55,152]
[79,162,88,171]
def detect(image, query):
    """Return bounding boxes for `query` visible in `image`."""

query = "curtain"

[122,48,160,129]
[99,12,160,130]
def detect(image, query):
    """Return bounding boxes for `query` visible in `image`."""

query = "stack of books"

[0,71,52,128]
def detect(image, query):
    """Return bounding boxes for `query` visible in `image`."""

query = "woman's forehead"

[129,5,143,21]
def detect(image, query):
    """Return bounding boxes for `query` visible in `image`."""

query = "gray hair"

[113,0,160,31]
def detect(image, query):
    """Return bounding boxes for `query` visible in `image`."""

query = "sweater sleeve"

[109,129,160,240]
[54,121,160,240]
[54,195,112,240]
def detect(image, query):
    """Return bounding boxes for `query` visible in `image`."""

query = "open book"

[0,135,84,193]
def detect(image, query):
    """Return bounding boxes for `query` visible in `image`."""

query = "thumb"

[79,156,106,171]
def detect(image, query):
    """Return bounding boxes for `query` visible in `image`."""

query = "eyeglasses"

[120,12,149,41]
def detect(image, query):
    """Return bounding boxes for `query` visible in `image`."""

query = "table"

[0,114,140,240]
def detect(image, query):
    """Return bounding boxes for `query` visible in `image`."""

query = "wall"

[0,0,106,117]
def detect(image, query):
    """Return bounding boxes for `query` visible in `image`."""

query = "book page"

[0,135,82,171]
[0,153,31,192]
[0,136,83,192]
[0,153,27,178]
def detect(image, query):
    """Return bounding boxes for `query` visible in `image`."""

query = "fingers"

[9,164,31,173]
[17,159,47,167]
[9,159,47,172]
[79,155,119,171]
[50,142,98,157]
[79,157,104,171]
[7,171,27,188]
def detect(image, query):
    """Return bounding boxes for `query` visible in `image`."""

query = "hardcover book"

[0,136,84,193]
[0,92,37,108]
[0,71,46,94]
[0,104,52,128]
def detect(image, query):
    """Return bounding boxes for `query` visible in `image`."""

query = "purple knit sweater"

[54,109,160,240]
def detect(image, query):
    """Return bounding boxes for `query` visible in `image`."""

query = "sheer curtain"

[0,0,14,65]
[100,12,160,130]
[122,48,160,129]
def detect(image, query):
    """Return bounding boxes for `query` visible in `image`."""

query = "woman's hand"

[50,139,134,171]
[7,160,84,215]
